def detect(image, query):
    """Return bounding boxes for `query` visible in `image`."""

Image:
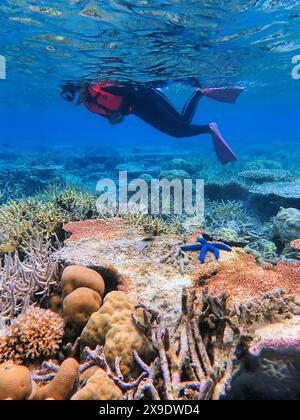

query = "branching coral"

[45,184,98,221]
[0,238,61,326]
[125,213,183,235]
[0,306,65,364]
[234,288,300,325]
[127,287,244,400]
[0,198,66,251]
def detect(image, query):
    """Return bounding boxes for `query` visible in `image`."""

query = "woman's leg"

[130,86,210,138]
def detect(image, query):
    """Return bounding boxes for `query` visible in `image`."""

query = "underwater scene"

[0,0,300,403]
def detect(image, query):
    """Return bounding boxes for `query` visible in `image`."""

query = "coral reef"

[0,238,60,326]
[125,213,183,235]
[193,250,300,304]
[291,239,300,250]
[72,366,123,400]
[0,306,65,364]
[0,363,34,400]
[64,218,124,242]
[62,265,105,297]
[63,287,102,336]
[32,358,80,400]
[239,169,292,183]
[273,207,300,245]
[0,198,66,251]
[80,291,155,378]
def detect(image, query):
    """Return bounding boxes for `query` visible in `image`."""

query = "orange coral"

[193,251,300,304]
[64,218,124,242]
[291,239,300,250]
[0,363,34,400]
[0,306,65,364]
[62,265,105,297]
[32,358,79,400]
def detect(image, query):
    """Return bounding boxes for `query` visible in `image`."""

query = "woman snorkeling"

[60,81,244,165]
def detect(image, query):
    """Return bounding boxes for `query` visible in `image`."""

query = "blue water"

[0,1,300,152]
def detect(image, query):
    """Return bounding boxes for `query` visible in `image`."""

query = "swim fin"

[209,123,238,165]
[202,87,244,103]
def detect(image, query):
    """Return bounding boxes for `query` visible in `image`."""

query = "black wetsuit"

[102,83,211,138]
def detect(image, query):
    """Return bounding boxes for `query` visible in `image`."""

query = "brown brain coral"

[62,265,105,297]
[80,291,155,379]
[63,287,102,335]
[71,368,122,400]
[0,306,65,364]
[0,363,34,400]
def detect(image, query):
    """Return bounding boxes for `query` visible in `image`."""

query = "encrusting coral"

[80,291,155,379]
[63,218,124,242]
[0,306,65,364]
[62,265,105,298]
[0,362,35,400]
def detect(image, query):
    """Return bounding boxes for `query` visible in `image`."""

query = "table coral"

[80,291,155,379]
[0,362,34,400]
[64,218,124,242]
[62,265,105,297]
[0,306,65,364]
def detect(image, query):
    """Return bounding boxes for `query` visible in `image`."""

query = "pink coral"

[64,218,124,242]
[291,239,300,250]
[250,337,300,358]
[193,251,300,303]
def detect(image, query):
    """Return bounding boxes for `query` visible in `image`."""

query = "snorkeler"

[60,81,244,165]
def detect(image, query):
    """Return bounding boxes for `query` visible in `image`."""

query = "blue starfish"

[181,237,232,264]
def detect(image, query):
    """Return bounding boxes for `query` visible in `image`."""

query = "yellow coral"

[0,306,65,364]
[0,198,66,250]
[72,368,122,400]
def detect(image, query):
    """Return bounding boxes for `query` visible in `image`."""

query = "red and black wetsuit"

[83,81,211,138]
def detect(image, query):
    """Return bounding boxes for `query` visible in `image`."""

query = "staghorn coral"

[32,358,79,400]
[234,289,300,325]
[0,238,61,326]
[63,287,102,336]
[62,265,105,297]
[0,362,34,400]
[64,218,124,242]
[125,213,183,235]
[45,184,98,221]
[80,291,155,379]
[0,306,65,364]
[0,198,66,251]
[129,287,244,400]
